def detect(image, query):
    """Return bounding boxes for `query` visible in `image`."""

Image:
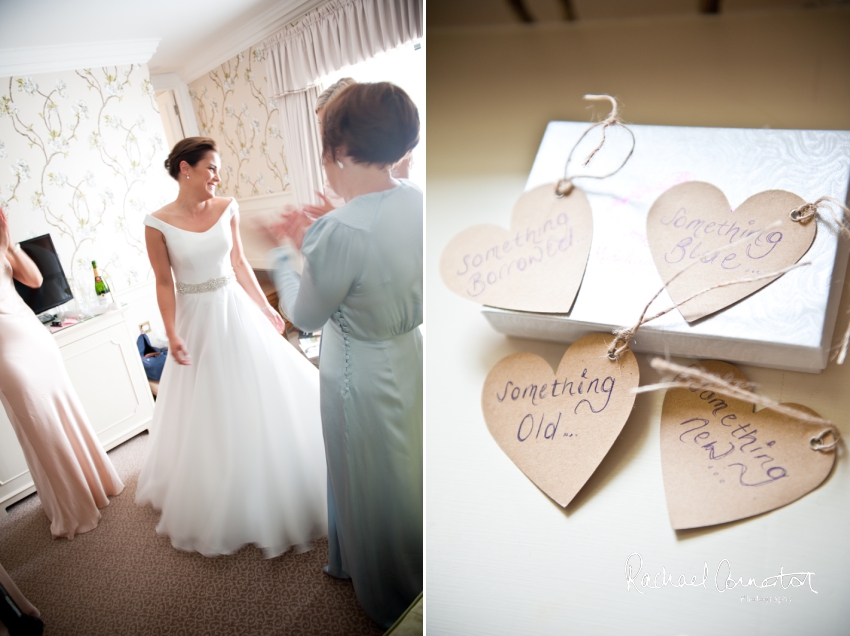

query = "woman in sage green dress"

[270,82,422,629]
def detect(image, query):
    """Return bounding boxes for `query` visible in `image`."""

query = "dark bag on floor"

[136,333,167,382]
[0,582,44,636]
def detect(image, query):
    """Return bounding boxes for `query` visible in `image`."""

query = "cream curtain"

[280,86,324,207]
[263,0,422,205]
[263,0,423,96]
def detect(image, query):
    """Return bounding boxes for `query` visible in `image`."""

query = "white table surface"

[425,174,850,635]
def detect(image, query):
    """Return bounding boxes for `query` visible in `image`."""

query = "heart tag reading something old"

[646,182,816,322]
[481,333,639,507]
[659,360,836,530]
[440,94,634,314]
[440,184,594,313]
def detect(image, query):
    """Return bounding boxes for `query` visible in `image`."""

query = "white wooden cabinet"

[0,308,154,513]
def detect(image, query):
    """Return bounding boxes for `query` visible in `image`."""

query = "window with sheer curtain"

[262,0,423,205]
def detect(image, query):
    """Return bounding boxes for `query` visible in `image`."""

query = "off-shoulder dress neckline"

[147,198,235,234]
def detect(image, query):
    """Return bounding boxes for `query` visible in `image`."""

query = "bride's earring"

[186,174,190,180]
[336,159,344,169]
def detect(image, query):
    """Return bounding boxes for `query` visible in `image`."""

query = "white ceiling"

[0,0,324,80]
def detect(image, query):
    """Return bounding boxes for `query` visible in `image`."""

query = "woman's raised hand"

[302,191,335,220]
[265,209,313,251]
[263,192,336,251]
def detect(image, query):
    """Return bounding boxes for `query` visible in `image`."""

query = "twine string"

[791,196,850,365]
[602,196,846,453]
[606,220,798,360]
[555,94,636,197]
[837,318,850,366]
[634,358,839,452]
[789,196,850,239]
[604,193,850,364]
[608,261,809,360]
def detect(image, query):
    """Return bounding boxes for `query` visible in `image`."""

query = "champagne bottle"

[92,260,110,298]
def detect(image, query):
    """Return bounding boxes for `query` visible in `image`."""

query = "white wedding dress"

[136,199,327,558]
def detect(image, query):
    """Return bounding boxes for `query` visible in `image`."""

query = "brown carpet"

[0,432,383,636]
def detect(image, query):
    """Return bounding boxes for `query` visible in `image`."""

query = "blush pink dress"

[0,255,124,539]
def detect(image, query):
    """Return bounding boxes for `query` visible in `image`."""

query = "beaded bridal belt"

[176,272,235,295]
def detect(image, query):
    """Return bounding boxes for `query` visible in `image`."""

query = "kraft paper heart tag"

[659,360,836,530]
[481,333,639,507]
[440,184,593,313]
[440,94,635,314]
[646,182,816,322]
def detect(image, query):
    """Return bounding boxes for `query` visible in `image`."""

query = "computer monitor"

[12,234,74,317]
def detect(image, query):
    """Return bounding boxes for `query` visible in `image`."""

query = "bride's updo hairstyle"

[315,77,356,114]
[321,82,419,168]
[164,137,218,181]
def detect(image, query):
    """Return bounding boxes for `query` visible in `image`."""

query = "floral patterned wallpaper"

[0,64,176,291]
[188,46,290,198]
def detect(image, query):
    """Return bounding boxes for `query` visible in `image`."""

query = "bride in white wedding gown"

[135,137,327,557]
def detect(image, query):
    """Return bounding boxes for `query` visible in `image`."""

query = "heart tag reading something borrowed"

[481,333,639,507]
[440,94,635,314]
[646,182,816,322]
[659,360,836,530]
[440,185,593,313]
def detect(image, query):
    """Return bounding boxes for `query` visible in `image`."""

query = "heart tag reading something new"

[646,182,816,322]
[660,360,835,530]
[481,333,639,507]
[440,184,593,313]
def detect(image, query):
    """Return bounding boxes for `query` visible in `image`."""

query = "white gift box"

[481,122,850,373]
